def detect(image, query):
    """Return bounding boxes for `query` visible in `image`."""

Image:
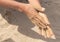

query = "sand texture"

[0,0,60,42]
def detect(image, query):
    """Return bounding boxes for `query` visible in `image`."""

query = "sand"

[0,0,60,42]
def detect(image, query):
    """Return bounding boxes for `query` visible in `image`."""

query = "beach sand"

[0,0,60,42]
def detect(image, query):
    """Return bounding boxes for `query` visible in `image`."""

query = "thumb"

[28,0,45,12]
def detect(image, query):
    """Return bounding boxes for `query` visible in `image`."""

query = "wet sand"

[0,0,60,42]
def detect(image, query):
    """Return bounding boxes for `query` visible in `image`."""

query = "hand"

[30,12,56,39]
[38,12,56,39]
[18,4,56,39]
[0,0,55,38]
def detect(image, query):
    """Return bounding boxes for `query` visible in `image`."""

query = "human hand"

[18,3,56,39]
[18,4,55,39]
[29,12,56,39]
[37,12,56,39]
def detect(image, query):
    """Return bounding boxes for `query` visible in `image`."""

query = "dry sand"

[0,0,60,42]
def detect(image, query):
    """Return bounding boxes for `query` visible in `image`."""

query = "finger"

[38,12,56,39]
[32,16,46,28]
[45,27,51,38]
[31,13,55,38]
[39,12,50,24]
[45,26,56,39]
[39,27,42,35]
[31,17,42,35]
[35,14,46,26]
[23,4,46,25]
[32,17,47,38]
[42,28,47,38]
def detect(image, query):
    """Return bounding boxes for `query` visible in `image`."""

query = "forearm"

[0,0,37,16]
[0,0,26,10]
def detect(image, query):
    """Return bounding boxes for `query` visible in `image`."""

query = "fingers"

[38,12,56,39]
[40,26,56,39]
[46,26,56,39]
[30,12,56,39]
[23,4,55,39]
[39,12,50,24]
[31,16,46,38]
[31,15,46,28]
[30,14,56,39]
[42,28,47,38]
[30,14,47,38]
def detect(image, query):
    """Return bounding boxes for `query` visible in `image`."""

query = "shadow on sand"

[1,0,60,42]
